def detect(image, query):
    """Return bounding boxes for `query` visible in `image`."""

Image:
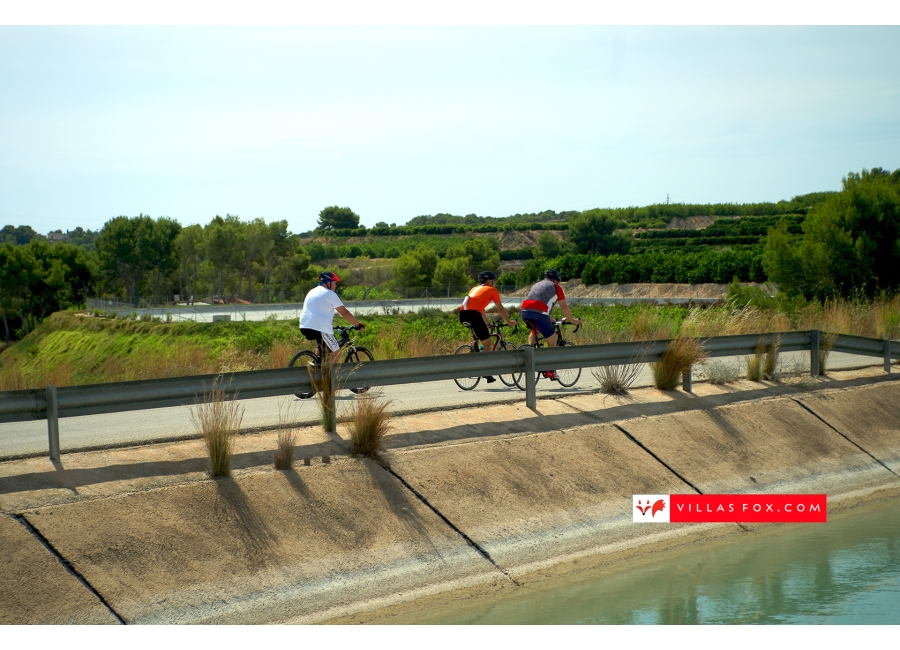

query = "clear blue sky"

[1,26,899,234]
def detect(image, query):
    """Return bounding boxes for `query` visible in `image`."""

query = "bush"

[651,337,707,390]
[189,379,244,478]
[349,394,392,457]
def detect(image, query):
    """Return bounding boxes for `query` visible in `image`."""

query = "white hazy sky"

[2,16,899,234]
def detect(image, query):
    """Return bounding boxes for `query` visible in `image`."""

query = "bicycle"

[514,318,581,390]
[454,321,520,391]
[288,325,374,399]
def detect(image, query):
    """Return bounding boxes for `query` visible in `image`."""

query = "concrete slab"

[22,459,503,624]
[382,424,739,582]
[794,383,900,475]
[619,395,900,501]
[356,400,596,451]
[0,513,118,624]
[0,425,342,512]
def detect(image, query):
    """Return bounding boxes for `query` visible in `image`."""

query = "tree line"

[2,171,894,342]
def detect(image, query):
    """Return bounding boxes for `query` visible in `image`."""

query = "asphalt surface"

[0,351,890,460]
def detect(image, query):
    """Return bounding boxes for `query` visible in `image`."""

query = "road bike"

[288,325,374,399]
[454,321,520,391]
[514,318,581,390]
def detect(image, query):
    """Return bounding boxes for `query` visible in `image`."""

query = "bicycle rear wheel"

[344,346,375,394]
[453,344,481,390]
[555,341,582,387]
[513,344,541,391]
[497,341,519,387]
[288,349,319,399]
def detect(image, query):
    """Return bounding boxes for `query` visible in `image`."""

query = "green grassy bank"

[2,295,898,391]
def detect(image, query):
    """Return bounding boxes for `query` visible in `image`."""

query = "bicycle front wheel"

[344,346,375,394]
[453,344,481,391]
[497,341,520,387]
[555,341,582,388]
[288,350,319,399]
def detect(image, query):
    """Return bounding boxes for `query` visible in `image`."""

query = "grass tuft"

[819,332,837,375]
[348,393,392,457]
[745,335,782,381]
[189,378,244,478]
[273,398,299,470]
[592,344,649,395]
[651,337,707,390]
[309,360,339,432]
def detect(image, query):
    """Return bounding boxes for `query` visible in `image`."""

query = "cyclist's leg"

[461,309,495,382]
[522,311,558,379]
[319,329,341,363]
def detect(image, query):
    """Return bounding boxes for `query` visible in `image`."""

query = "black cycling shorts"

[459,310,490,341]
[300,327,340,353]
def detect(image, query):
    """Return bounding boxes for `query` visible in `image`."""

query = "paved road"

[0,351,890,460]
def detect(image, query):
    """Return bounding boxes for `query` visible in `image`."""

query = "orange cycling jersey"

[461,285,501,313]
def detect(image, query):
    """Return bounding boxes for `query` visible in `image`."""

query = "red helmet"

[319,271,340,284]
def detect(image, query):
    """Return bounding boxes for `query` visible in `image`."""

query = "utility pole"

[667,194,670,205]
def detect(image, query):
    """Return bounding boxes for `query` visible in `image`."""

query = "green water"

[391,497,900,624]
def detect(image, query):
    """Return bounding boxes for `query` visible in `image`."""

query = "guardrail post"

[327,363,337,433]
[683,365,692,393]
[525,345,536,410]
[885,339,892,374]
[46,385,60,462]
[810,329,820,377]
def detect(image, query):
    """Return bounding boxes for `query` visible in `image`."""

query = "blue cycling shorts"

[520,310,555,338]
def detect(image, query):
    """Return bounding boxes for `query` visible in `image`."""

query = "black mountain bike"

[454,321,520,391]
[288,325,374,399]
[514,318,581,390]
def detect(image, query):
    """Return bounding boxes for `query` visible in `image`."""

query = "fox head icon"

[635,500,651,515]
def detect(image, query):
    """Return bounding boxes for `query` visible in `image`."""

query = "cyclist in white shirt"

[299,271,365,362]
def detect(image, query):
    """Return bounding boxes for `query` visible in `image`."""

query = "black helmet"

[544,269,562,282]
[478,271,498,283]
[318,271,341,284]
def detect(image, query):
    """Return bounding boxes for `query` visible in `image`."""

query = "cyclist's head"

[318,271,340,286]
[544,269,562,282]
[478,271,498,284]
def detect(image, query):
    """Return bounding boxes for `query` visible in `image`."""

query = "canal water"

[388,497,900,624]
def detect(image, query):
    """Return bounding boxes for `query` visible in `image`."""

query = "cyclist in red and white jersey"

[519,269,581,381]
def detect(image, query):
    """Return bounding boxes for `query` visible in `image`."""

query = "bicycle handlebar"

[554,318,580,334]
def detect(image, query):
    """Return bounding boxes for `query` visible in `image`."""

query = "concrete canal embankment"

[2,368,899,624]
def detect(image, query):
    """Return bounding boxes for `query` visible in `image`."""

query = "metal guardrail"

[1,331,896,461]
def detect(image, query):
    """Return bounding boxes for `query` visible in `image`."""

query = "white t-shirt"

[299,285,344,333]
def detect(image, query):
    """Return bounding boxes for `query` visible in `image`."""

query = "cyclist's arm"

[335,306,363,328]
[494,301,516,327]
[557,299,581,325]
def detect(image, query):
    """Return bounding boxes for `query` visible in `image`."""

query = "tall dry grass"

[189,378,244,478]
[819,332,838,374]
[273,398,299,470]
[0,360,74,391]
[309,360,339,432]
[651,337,707,391]
[630,306,677,341]
[681,305,790,338]
[268,341,296,369]
[745,335,782,381]
[348,393,392,457]
[591,343,650,395]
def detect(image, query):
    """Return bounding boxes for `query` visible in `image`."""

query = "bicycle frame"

[465,322,516,351]
[525,319,578,348]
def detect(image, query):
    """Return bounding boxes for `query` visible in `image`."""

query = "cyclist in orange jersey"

[459,271,517,384]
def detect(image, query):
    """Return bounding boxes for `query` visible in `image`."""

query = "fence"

[1,331,896,462]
